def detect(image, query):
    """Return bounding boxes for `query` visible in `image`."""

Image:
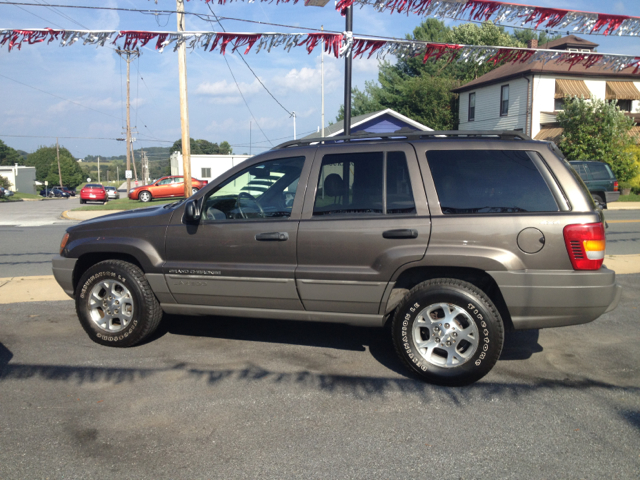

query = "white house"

[170,153,252,183]
[452,35,640,142]
[0,164,36,194]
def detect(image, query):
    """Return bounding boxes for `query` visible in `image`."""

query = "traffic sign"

[125,170,133,179]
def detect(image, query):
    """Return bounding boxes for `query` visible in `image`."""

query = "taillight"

[614,181,619,191]
[563,223,605,270]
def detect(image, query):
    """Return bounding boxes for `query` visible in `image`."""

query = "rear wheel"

[75,260,163,347]
[391,278,504,386]
[191,187,199,195]
[592,194,606,209]
[139,191,152,202]
[80,199,85,204]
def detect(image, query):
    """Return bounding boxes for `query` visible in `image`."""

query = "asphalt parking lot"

[1,199,639,479]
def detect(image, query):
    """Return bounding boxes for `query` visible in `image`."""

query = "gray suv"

[52,131,622,386]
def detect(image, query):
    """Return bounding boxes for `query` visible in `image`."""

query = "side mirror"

[184,199,201,222]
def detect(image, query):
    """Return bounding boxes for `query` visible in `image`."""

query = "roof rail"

[273,130,532,150]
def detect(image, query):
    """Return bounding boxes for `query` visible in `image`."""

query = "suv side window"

[313,151,415,216]
[587,163,613,180]
[427,150,559,214]
[201,156,305,221]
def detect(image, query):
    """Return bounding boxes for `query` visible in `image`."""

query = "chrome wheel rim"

[191,188,198,195]
[87,279,134,333]
[412,303,479,368]
[140,192,150,202]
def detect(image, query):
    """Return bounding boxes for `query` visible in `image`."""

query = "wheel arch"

[72,252,144,294]
[382,265,514,331]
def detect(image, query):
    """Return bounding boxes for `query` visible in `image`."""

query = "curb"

[608,202,640,210]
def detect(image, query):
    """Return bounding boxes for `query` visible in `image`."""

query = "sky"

[1,0,640,160]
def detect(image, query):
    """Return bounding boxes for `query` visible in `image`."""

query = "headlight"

[129,189,135,193]
[59,233,69,255]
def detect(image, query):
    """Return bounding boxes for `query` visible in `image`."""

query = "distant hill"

[84,147,172,179]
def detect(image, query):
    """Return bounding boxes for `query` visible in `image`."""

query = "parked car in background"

[104,186,120,200]
[0,187,13,198]
[569,161,620,208]
[52,186,75,197]
[40,187,69,198]
[79,184,107,204]
[128,176,208,202]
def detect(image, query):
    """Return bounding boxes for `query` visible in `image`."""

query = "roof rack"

[273,130,532,150]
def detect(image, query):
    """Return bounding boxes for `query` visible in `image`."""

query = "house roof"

[302,108,432,139]
[539,35,598,51]
[452,35,638,93]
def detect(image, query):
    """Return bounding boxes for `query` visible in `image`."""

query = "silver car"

[104,186,120,200]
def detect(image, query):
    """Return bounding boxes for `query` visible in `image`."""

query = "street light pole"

[343,6,353,136]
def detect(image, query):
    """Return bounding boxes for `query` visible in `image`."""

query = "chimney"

[527,39,538,49]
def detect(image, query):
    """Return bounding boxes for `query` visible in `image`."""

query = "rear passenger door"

[295,143,431,314]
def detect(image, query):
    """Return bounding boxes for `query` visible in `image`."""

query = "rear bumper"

[605,191,620,204]
[489,268,621,330]
[52,255,77,298]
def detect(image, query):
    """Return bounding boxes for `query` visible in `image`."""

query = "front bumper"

[489,268,621,330]
[52,255,77,298]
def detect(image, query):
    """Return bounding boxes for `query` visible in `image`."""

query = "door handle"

[255,232,289,241]
[383,229,418,239]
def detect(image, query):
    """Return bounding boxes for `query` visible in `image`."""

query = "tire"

[191,187,199,195]
[139,191,152,203]
[592,194,606,209]
[80,199,85,204]
[75,260,163,347]
[391,278,504,386]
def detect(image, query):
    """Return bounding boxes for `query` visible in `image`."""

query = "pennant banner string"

[1,28,639,74]
[177,0,640,37]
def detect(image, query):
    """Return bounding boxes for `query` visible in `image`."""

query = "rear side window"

[587,163,614,180]
[313,151,416,216]
[427,150,559,214]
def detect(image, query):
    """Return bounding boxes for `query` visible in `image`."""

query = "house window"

[617,100,632,112]
[554,98,564,111]
[468,92,475,121]
[201,168,211,178]
[500,85,509,116]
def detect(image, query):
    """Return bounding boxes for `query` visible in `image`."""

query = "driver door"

[164,155,311,310]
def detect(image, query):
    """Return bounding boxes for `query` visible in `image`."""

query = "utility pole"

[117,165,119,184]
[56,137,63,188]
[130,141,138,183]
[116,48,140,194]
[343,7,353,136]
[291,112,297,140]
[97,155,100,183]
[177,0,192,197]
[321,25,325,138]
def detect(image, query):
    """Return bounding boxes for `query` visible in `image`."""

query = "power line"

[9,3,65,28]
[205,4,293,117]
[0,73,122,121]
[33,0,89,29]
[221,54,273,146]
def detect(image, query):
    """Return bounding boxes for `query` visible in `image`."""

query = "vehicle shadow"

[147,314,543,378]
[0,341,13,373]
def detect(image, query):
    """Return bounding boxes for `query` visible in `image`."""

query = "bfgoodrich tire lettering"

[75,260,163,347]
[392,278,504,386]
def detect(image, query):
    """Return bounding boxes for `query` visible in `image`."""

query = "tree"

[171,138,233,155]
[0,175,13,189]
[0,139,21,166]
[26,145,84,187]
[557,97,638,182]
[334,20,527,130]
[512,29,562,47]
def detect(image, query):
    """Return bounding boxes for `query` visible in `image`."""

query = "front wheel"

[75,260,163,347]
[391,278,504,386]
[139,191,152,203]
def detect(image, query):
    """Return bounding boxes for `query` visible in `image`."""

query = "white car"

[104,186,120,200]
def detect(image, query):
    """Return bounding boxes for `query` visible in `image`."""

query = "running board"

[160,304,385,327]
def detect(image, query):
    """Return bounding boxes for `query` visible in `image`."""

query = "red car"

[128,176,208,202]
[79,184,107,204]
